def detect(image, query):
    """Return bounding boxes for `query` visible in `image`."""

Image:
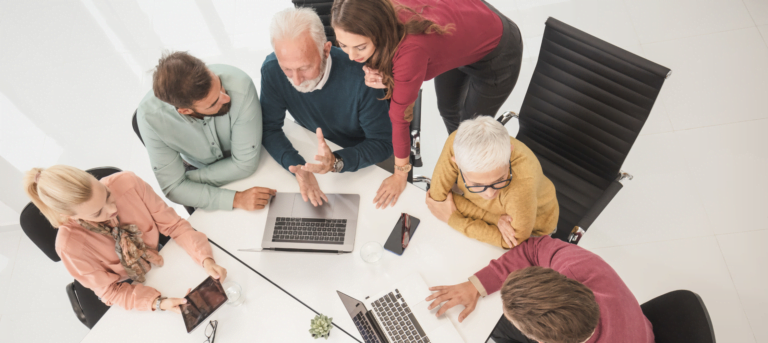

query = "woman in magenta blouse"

[331,0,523,208]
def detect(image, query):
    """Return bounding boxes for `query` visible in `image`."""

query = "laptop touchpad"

[291,195,334,218]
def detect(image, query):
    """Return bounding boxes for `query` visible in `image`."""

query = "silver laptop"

[338,274,464,343]
[261,193,359,253]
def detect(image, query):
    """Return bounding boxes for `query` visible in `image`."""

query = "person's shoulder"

[509,136,544,176]
[101,171,143,196]
[54,221,84,257]
[136,89,178,130]
[261,52,279,71]
[213,63,253,87]
[330,48,365,77]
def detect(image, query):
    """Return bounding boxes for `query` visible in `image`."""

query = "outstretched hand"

[302,128,335,174]
[425,282,481,323]
[289,165,329,207]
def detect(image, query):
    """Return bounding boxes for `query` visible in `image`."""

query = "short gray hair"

[270,7,327,58]
[454,116,511,172]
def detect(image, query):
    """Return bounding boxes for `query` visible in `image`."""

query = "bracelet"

[155,296,168,311]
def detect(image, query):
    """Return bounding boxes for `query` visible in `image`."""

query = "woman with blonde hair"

[23,165,227,313]
[331,0,523,209]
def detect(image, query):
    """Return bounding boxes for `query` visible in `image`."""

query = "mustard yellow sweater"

[430,132,559,249]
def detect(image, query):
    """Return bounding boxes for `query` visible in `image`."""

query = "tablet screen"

[181,276,228,333]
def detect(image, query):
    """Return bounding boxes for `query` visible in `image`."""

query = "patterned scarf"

[78,216,164,283]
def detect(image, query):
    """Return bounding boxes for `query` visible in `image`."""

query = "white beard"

[288,56,327,93]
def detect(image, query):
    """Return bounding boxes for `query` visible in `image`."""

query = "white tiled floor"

[0,0,766,342]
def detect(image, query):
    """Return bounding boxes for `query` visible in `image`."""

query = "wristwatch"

[155,296,168,311]
[332,153,344,173]
[394,163,412,173]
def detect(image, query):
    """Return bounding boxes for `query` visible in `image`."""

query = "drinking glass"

[360,241,384,263]
[223,281,244,306]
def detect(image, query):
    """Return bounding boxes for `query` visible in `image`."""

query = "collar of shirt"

[311,54,333,91]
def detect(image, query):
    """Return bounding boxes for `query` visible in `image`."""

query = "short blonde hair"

[454,116,511,172]
[23,165,95,227]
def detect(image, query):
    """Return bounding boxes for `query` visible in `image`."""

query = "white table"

[188,120,508,342]
[82,239,358,343]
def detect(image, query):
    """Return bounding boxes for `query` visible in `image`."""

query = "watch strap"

[394,163,412,173]
[156,296,168,311]
[332,153,344,173]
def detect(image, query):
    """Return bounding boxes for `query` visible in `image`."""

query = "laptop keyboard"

[353,312,383,343]
[372,289,430,343]
[271,217,346,245]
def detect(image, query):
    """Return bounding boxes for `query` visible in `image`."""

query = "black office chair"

[502,17,671,243]
[292,0,424,181]
[641,290,716,343]
[19,166,170,329]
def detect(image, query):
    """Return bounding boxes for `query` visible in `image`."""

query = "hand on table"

[374,173,407,209]
[425,190,457,223]
[159,288,191,314]
[203,258,227,283]
[363,66,385,89]
[301,128,335,174]
[425,281,481,323]
[497,214,518,248]
[233,187,276,211]
[289,165,329,207]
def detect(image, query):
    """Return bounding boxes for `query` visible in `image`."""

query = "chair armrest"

[66,282,88,327]
[577,180,623,230]
[497,111,518,125]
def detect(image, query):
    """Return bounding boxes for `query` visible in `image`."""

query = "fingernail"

[183,299,187,303]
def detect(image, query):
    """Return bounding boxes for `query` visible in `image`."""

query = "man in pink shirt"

[426,236,654,343]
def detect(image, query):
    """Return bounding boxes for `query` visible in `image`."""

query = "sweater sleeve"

[501,177,538,245]
[447,194,509,249]
[58,243,160,311]
[428,132,459,202]
[260,61,307,171]
[333,84,392,172]
[185,79,263,187]
[389,45,429,159]
[134,173,213,266]
[473,236,575,295]
[137,112,237,211]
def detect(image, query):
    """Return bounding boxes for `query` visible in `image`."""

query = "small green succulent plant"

[309,314,333,339]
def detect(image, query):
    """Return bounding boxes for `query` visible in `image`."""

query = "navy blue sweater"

[260,47,392,172]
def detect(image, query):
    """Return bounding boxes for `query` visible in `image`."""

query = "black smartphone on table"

[181,276,228,333]
[384,213,420,255]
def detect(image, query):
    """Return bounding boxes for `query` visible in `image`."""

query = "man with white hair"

[426,116,559,249]
[260,7,392,206]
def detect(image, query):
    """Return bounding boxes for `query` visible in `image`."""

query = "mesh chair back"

[641,290,716,343]
[292,0,336,45]
[19,167,122,262]
[516,17,670,240]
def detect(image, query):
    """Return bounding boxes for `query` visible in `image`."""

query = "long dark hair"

[331,0,454,100]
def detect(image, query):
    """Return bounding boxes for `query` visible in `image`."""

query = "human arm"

[260,60,307,171]
[425,236,574,320]
[59,247,162,311]
[185,78,262,185]
[388,45,429,159]
[328,84,392,172]
[133,172,213,266]
[137,111,238,211]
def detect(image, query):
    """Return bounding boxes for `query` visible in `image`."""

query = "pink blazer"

[56,171,213,311]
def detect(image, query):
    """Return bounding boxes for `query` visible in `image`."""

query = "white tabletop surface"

[186,120,508,342]
[82,239,358,343]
